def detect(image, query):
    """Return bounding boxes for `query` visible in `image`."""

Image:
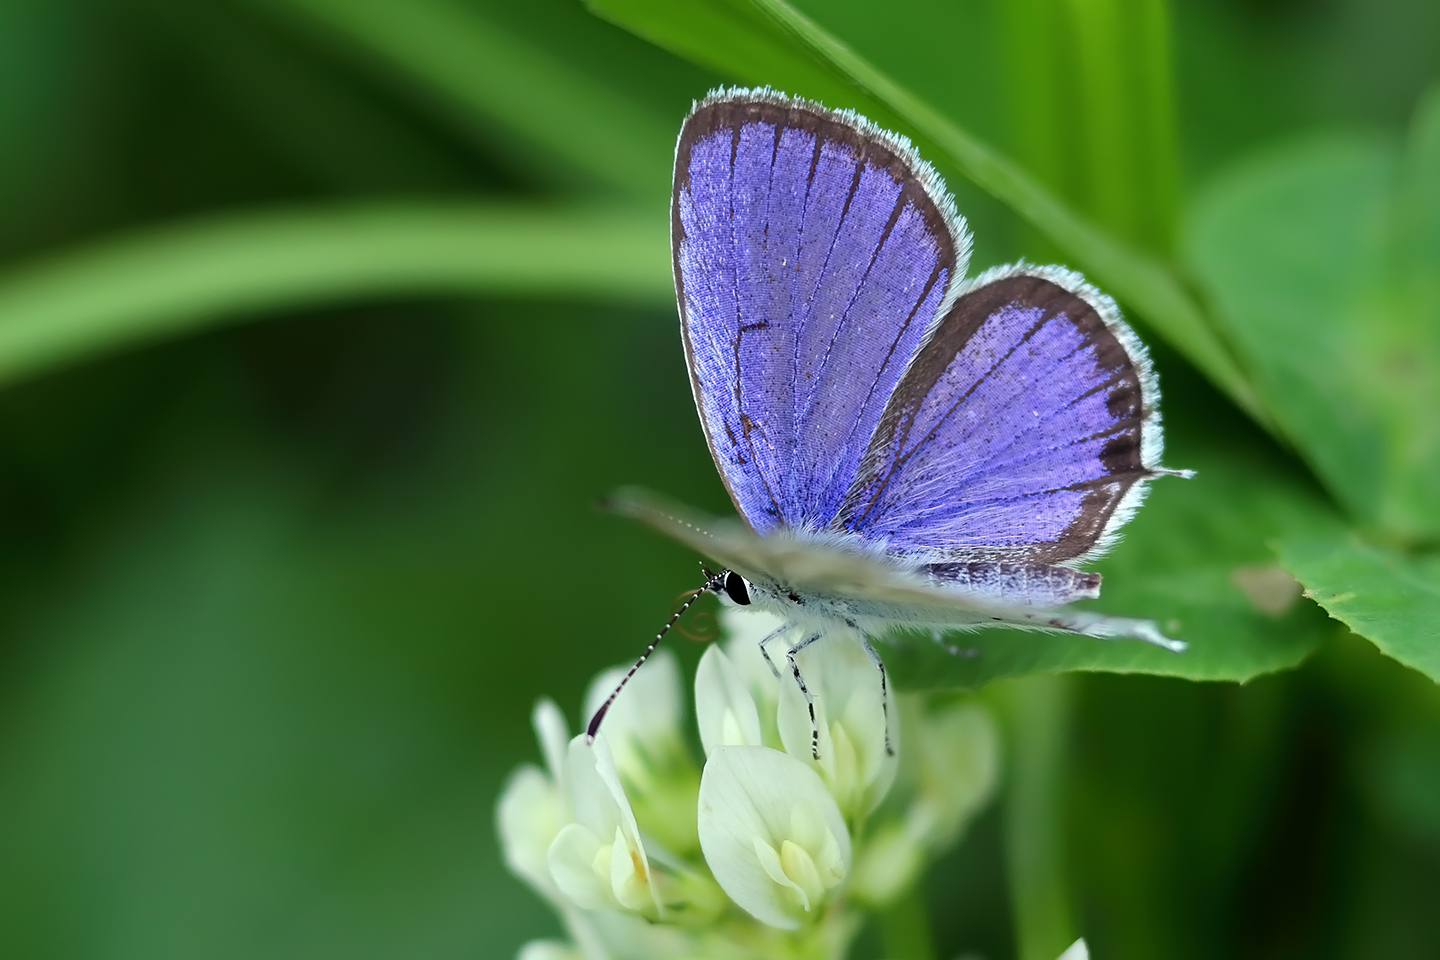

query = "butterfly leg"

[784,631,825,760]
[756,622,797,680]
[857,634,896,757]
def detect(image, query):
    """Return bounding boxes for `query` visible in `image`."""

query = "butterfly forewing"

[837,266,1164,566]
[673,90,968,534]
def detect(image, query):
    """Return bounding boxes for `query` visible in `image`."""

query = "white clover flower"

[776,630,898,821]
[1058,938,1090,960]
[697,745,851,929]
[499,610,1007,957]
[547,734,661,917]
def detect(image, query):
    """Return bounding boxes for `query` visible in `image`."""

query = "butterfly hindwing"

[673,89,969,534]
[837,265,1170,566]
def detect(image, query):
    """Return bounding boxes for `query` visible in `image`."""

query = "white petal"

[563,735,620,839]
[779,839,824,909]
[790,799,844,889]
[697,745,850,930]
[720,610,786,705]
[1057,938,1090,960]
[532,699,570,787]
[752,836,808,911]
[584,910,695,960]
[547,823,609,910]
[590,736,650,879]
[609,824,651,912]
[516,939,582,960]
[695,645,763,755]
[496,765,567,898]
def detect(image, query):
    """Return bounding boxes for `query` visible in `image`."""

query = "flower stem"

[999,674,1079,960]
[877,882,937,960]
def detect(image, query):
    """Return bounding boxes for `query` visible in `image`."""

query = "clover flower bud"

[695,644,764,755]
[776,631,898,820]
[546,734,660,917]
[581,649,686,778]
[582,649,700,855]
[697,745,851,929]
[905,698,998,851]
[847,821,924,906]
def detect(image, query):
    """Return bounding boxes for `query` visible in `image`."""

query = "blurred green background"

[0,0,1436,958]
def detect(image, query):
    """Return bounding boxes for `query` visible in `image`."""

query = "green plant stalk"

[1000,674,1079,960]
[0,203,671,386]
[734,0,1268,428]
[878,883,937,960]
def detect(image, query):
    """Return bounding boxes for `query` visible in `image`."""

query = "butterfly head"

[698,563,752,607]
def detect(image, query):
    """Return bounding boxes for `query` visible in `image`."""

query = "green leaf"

[882,430,1337,689]
[251,0,675,198]
[1186,91,1440,543]
[0,203,670,385]
[1277,534,1440,682]
[586,0,1267,425]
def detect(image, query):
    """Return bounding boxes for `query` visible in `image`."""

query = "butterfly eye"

[722,570,751,606]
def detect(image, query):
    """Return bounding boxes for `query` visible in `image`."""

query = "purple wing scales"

[837,265,1175,568]
[673,89,969,533]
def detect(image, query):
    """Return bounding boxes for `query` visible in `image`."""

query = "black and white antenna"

[585,568,727,742]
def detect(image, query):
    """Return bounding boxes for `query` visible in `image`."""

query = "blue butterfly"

[590,89,1190,751]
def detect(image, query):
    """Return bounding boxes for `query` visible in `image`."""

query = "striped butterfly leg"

[859,633,895,757]
[784,627,896,761]
[784,631,826,760]
[755,620,797,680]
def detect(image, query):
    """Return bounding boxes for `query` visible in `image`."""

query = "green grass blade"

[998,0,1070,201]
[589,0,1268,426]
[1132,0,1181,249]
[252,0,674,198]
[1063,0,1180,250]
[0,203,671,385]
